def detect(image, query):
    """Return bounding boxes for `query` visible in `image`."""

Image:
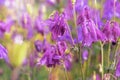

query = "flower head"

[47,11,67,40]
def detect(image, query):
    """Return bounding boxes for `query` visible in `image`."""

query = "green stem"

[65,21,75,45]
[100,42,104,80]
[113,42,119,69]
[78,44,84,80]
[64,68,69,80]
[73,2,84,79]
[108,42,111,68]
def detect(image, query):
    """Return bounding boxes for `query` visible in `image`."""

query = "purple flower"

[82,50,88,61]
[38,45,61,67]
[111,21,120,41]
[21,13,32,29]
[115,60,120,77]
[47,11,67,40]
[80,20,97,46]
[103,21,113,41]
[0,18,14,38]
[77,6,91,25]
[21,13,34,39]
[103,21,120,42]
[0,44,8,62]
[64,0,73,20]
[75,0,88,14]
[37,41,72,70]
[34,16,48,35]
[103,0,120,19]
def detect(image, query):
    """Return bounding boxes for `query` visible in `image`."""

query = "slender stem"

[107,42,111,68]
[113,42,119,69]
[64,68,69,80]
[73,1,78,41]
[78,44,84,80]
[100,42,104,80]
[72,1,84,79]
[65,20,75,45]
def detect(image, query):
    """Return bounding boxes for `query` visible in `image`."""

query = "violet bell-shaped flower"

[47,11,67,40]
[34,16,47,35]
[103,0,120,19]
[64,0,73,20]
[38,45,61,67]
[103,21,120,42]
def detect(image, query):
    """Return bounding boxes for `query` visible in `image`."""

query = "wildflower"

[38,45,61,67]
[47,11,67,40]
[64,0,73,20]
[21,13,34,39]
[34,17,46,35]
[21,13,32,28]
[103,0,120,19]
[103,21,120,42]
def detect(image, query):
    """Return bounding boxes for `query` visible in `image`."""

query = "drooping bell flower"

[21,13,34,39]
[75,0,88,13]
[103,21,113,42]
[64,0,73,20]
[77,6,91,25]
[0,44,8,62]
[38,45,61,67]
[34,16,48,35]
[103,21,120,42]
[80,20,97,46]
[111,21,120,41]
[21,13,32,29]
[115,60,120,77]
[103,0,120,19]
[47,11,67,40]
